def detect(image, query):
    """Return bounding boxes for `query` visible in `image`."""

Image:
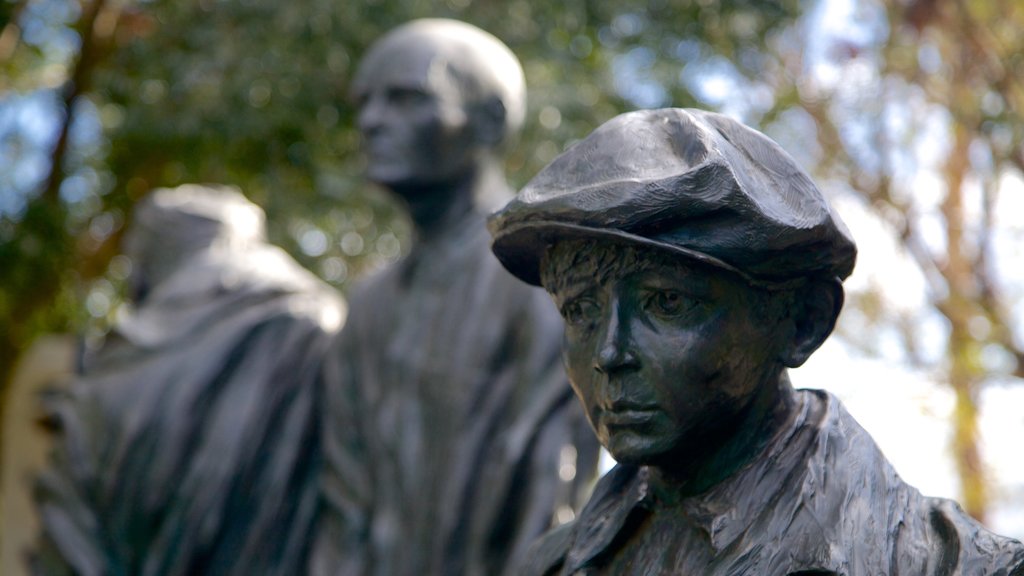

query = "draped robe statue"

[33,184,344,576]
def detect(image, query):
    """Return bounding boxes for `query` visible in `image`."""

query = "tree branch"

[0,0,30,63]
[40,0,109,204]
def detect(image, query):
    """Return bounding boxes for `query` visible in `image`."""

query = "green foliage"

[66,0,804,287]
[0,0,803,397]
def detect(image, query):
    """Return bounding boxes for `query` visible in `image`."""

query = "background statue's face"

[353,42,480,188]
[546,242,785,469]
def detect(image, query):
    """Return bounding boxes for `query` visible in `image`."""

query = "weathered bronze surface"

[311,19,597,576]
[490,108,1024,575]
[31,184,344,576]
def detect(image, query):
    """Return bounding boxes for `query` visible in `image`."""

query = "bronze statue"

[489,108,1024,575]
[32,184,344,576]
[311,19,597,576]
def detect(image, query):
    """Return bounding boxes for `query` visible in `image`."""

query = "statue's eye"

[388,87,430,106]
[644,290,694,318]
[561,298,600,326]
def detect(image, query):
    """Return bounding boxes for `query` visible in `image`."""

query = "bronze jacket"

[521,389,1024,576]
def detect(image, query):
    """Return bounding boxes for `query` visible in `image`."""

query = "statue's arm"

[309,328,374,576]
[497,294,598,574]
[523,292,600,511]
[30,394,113,576]
[515,520,574,576]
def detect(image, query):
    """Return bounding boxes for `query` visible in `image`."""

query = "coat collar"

[564,389,825,573]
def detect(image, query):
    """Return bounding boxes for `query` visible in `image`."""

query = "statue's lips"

[602,407,660,427]
[363,139,403,160]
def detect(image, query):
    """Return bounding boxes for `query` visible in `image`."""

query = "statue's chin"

[603,430,674,467]
[366,164,412,188]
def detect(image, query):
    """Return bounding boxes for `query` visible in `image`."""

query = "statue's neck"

[390,161,509,242]
[649,371,797,503]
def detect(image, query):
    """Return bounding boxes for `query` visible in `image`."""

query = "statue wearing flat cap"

[312,19,597,576]
[490,108,1024,575]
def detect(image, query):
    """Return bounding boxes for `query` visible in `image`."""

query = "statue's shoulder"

[517,520,575,576]
[914,496,1024,575]
[341,263,404,323]
[798,390,1024,574]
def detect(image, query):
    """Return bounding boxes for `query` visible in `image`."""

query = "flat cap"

[489,108,856,288]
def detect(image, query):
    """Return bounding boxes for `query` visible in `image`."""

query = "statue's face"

[546,242,784,469]
[352,44,480,188]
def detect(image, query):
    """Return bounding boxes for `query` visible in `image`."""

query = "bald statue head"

[351,19,526,191]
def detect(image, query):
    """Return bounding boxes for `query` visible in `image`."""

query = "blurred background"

[1,0,1022,561]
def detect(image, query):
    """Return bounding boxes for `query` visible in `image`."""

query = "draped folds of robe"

[31,244,344,576]
[521,389,1024,576]
[313,210,599,576]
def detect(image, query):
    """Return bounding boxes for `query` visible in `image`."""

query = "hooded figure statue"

[32,184,344,576]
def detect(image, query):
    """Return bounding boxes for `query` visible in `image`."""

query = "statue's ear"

[473,95,507,148]
[781,278,843,368]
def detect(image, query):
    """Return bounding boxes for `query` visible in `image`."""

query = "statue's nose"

[357,93,386,134]
[594,303,639,376]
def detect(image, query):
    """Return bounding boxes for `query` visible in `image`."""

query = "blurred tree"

[0,0,800,416]
[772,0,1024,523]
[0,0,112,428]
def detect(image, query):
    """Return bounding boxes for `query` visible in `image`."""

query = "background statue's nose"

[357,94,386,134]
